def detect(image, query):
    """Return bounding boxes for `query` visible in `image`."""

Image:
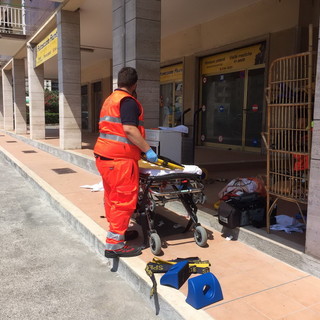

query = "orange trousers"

[96,157,139,249]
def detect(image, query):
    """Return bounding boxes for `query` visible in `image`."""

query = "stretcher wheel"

[149,232,162,256]
[194,226,207,247]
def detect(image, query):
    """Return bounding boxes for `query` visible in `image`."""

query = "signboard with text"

[36,28,58,67]
[160,63,183,83]
[201,43,265,75]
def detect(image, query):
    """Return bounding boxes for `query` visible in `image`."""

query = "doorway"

[200,43,266,151]
[200,67,265,150]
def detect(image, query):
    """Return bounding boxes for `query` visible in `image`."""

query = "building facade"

[1,0,320,258]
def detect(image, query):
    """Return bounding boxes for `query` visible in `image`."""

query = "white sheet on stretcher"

[80,163,202,192]
[139,164,202,177]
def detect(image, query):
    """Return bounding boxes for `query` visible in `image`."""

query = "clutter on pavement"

[270,214,306,233]
[145,257,222,309]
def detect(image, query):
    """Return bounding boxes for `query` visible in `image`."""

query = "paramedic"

[94,67,158,258]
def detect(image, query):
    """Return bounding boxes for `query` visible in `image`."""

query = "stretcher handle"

[157,155,184,168]
[142,154,184,170]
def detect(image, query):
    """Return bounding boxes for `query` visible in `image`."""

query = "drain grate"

[52,168,77,174]
[22,150,37,153]
[6,140,17,143]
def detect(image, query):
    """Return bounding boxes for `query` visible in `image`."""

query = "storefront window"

[160,64,183,127]
[174,82,183,126]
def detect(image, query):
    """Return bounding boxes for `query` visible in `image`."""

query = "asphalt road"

[0,156,159,320]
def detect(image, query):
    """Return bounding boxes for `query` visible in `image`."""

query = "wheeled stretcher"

[136,160,208,255]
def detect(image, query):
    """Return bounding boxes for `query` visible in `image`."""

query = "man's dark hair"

[117,67,138,88]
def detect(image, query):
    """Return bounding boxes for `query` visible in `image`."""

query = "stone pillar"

[2,69,14,131]
[12,59,27,134]
[27,45,45,140]
[57,10,81,150]
[112,0,161,128]
[0,77,3,129]
[306,23,320,258]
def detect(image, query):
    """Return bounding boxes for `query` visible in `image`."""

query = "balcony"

[0,4,25,35]
[0,4,26,58]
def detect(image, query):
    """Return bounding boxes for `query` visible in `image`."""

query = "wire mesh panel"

[265,52,314,231]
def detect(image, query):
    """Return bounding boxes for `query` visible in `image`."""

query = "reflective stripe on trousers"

[105,231,125,250]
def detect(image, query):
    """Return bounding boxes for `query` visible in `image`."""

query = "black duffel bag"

[218,192,266,229]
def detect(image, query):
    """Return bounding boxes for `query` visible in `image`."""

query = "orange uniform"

[94,90,145,250]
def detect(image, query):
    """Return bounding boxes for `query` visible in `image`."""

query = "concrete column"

[306,23,320,258]
[57,10,81,150]
[0,77,3,129]
[112,0,161,128]
[12,59,27,134]
[2,69,14,131]
[27,45,45,140]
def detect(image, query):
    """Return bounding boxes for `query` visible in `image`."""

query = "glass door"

[200,68,265,150]
[244,68,265,148]
[201,71,245,146]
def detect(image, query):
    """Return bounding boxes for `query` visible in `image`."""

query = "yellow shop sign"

[201,43,265,75]
[160,63,183,83]
[36,28,58,67]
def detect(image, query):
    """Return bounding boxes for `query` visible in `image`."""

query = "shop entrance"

[200,43,266,151]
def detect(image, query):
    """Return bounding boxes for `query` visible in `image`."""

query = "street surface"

[0,156,159,320]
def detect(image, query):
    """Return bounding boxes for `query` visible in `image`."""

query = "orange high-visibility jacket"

[94,90,145,160]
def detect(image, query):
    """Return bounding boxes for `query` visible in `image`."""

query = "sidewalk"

[1,130,320,320]
[0,155,159,320]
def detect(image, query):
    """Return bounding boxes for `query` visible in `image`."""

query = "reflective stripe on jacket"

[94,90,145,160]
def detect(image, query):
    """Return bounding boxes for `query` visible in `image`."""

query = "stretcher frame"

[136,171,207,255]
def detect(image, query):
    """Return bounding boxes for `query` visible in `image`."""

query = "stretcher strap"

[145,257,211,298]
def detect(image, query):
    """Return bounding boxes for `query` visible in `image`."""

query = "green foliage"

[45,89,59,113]
[45,112,59,124]
[26,106,59,124]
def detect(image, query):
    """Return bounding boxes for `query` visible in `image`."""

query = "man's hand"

[145,148,158,163]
